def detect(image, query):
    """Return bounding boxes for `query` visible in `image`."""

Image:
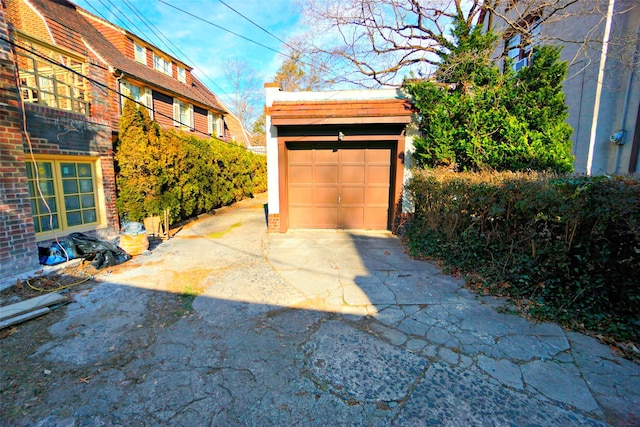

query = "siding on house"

[485,0,640,175]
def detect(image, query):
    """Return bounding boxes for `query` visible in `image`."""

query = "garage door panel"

[338,207,364,229]
[289,149,313,163]
[366,186,390,205]
[367,165,391,184]
[341,187,365,205]
[364,207,389,229]
[314,207,338,227]
[341,149,365,162]
[290,206,314,227]
[367,149,391,162]
[315,149,339,163]
[289,166,313,183]
[314,186,339,204]
[288,147,391,230]
[289,186,314,204]
[315,165,339,183]
[341,165,365,184]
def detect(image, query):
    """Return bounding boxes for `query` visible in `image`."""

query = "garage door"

[288,147,391,229]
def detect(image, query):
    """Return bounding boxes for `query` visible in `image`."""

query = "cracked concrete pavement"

[1,193,638,426]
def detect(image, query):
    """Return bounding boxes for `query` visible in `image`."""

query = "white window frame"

[174,98,193,129]
[134,42,146,64]
[120,81,153,118]
[208,111,224,137]
[506,18,541,71]
[153,53,172,76]
[177,66,186,84]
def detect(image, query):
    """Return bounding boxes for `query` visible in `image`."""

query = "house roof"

[269,99,414,126]
[26,0,226,113]
[223,110,252,147]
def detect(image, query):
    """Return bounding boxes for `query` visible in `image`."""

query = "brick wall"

[5,0,53,43]
[0,4,40,280]
[22,103,118,237]
[267,214,280,233]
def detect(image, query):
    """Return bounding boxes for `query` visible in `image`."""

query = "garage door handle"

[338,196,341,204]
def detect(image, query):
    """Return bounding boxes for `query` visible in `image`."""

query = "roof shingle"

[269,99,414,126]
[27,0,226,113]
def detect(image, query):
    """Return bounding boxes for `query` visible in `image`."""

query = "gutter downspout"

[613,16,640,173]
[586,0,615,176]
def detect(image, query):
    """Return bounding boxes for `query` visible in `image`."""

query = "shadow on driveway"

[1,193,638,426]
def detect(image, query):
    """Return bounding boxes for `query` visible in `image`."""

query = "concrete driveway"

[1,193,638,426]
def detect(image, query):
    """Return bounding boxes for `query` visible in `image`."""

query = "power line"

[3,36,254,150]
[83,0,237,112]
[218,0,291,49]
[94,0,132,33]
[157,0,341,86]
[120,0,186,63]
[120,0,235,108]
[157,0,286,57]
[79,0,111,23]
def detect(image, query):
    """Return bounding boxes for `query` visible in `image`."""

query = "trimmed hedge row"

[115,101,266,224]
[404,169,640,342]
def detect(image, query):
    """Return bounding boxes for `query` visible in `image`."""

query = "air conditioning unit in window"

[514,58,528,71]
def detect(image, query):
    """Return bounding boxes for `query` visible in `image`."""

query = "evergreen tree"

[405,21,573,173]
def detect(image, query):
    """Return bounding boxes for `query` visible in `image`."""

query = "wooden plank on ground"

[0,307,50,330]
[0,293,65,322]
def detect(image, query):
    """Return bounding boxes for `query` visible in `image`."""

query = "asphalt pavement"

[1,192,638,426]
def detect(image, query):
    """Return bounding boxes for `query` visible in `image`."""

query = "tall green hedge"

[404,169,640,342]
[115,100,266,224]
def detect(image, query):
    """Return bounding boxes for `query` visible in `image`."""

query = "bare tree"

[297,0,636,87]
[224,59,262,130]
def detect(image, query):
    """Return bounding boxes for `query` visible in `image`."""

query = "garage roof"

[269,99,414,126]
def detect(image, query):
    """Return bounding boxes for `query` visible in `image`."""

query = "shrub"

[115,100,266,224]
[404,169,640,342]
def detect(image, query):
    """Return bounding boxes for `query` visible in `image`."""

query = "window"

[134,42,146,63]
[120,81,153,118]
[15,35,88,114]
[208,111,224,137]
[153,53,172,76]
[177,66,186,83]
[26,159,100,235]
[506,18,541,71]
[173,99,193,129]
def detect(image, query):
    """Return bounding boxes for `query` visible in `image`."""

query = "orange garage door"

[288,147,391,229]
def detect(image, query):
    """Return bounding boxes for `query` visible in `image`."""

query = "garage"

[265,85,414,233]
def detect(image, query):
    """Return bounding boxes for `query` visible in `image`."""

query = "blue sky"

[72,0,303,109]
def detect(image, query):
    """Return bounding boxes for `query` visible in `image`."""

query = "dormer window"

[134,42,146,64]
[15,36,88,114]
[153,53,172,76]
[177,66,186,84]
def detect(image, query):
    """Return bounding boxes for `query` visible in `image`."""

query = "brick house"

[0,0,238,281]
